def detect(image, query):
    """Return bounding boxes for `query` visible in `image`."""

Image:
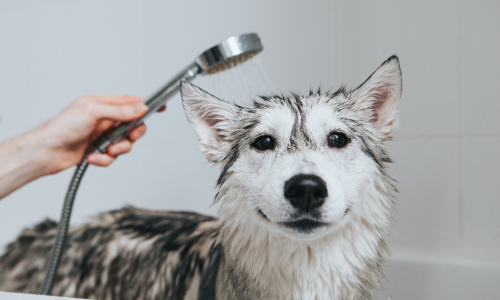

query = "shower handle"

[91,62,200,154]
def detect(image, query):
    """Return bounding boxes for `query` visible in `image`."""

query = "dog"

[0,55,402,300]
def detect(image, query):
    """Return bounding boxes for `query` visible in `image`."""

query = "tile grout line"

[333,0,340,87]
[141,0,147,96]
[395,132,500,141]
[140,0,148,202]
[456,0,465,240]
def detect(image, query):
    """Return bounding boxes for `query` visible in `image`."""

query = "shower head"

[90,33,264,154]
[196,33,263,74]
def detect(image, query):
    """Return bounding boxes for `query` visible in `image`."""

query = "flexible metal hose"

[39,159,89,295]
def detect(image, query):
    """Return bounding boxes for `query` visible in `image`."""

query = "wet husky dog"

[0,56,402,300]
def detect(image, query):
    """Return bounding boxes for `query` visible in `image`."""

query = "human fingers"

[90,119,146,145]
[86,153,115,167]
[107,139,132,157]
[90,119,117,141]
[128,123,146,142]
[93,95,144,105]
[92,101,148,123]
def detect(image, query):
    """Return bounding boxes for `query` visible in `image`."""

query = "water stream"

[202,56,275,106]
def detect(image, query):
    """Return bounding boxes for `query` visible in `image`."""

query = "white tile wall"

[459,0,500,135]
[0,2,67,140]
[462,137,500,244]
[57,0,145,98]
[387,139,460,243]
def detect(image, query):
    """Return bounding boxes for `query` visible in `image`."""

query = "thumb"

[94,102,148,122]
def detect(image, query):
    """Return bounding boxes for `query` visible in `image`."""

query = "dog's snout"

[284,174,327,212]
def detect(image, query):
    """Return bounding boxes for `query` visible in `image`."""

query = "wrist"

[27,126,61,174]
[0,128,56,199]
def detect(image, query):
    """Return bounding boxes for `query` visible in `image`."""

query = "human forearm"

[0,95,154,201]
[0,127,56,199]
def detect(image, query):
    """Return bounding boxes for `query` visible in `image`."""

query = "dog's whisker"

[240,203,268,216]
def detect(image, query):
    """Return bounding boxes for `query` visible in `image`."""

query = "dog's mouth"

[257,208,327,233]
[281,218,326,233]
[257,207,350,234]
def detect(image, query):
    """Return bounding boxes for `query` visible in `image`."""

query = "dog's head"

[180,56,401,241]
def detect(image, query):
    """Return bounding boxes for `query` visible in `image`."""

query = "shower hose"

[39,159,89,295]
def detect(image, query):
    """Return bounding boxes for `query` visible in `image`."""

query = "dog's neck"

[216,178,391,300]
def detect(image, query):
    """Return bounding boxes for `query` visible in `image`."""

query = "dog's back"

[0,207,222,300]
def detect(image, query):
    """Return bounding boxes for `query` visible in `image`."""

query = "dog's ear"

[180,82,238,162]
[351,55,402,140]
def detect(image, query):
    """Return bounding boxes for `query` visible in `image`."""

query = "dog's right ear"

[180,82,238,163]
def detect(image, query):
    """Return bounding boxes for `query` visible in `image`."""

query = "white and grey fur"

[0,56,402,300]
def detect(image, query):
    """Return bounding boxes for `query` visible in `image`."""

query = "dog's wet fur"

[0,56,402,300]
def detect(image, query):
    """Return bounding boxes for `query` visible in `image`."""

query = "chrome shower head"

[91,33,264,154]
[196,33,263,74]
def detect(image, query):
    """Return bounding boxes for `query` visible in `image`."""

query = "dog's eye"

[328,132,348,148]
[252,136,275,150]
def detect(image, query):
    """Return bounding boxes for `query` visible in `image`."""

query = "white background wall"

[0,0,499,299]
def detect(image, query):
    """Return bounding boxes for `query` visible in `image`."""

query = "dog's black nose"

[284,174,327,212]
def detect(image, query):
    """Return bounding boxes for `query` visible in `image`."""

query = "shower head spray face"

[196,33,263,74]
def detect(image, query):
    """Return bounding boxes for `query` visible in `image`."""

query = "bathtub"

[375,240,500,299]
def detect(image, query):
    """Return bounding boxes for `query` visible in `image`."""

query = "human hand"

[37,95,160,172]
[0,95,166,200]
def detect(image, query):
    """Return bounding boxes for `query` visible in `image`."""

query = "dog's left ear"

[351,55,402,140]
[180,81,238,163]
